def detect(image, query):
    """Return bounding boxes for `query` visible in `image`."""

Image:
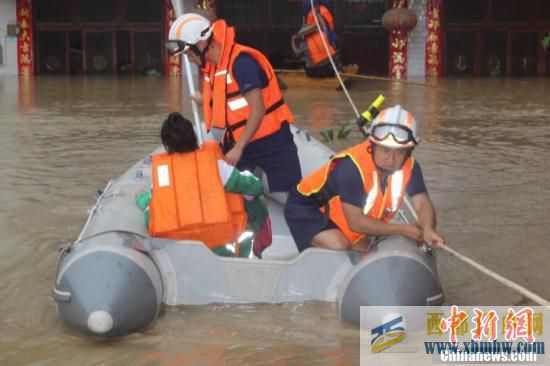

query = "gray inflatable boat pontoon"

[52,126,444,337]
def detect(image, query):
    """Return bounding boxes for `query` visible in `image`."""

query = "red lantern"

[382,7,418,32]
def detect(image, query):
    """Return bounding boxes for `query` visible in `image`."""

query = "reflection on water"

[0,75,549,365]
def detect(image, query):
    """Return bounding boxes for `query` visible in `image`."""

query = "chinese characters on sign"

[16,0,34,76]
[431,306,540,343]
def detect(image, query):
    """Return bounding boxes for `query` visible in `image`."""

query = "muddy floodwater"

[0,75,549,365]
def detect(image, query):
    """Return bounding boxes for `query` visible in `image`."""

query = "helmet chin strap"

[189,35,212,69]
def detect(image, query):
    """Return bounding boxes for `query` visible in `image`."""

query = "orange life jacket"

[305,5,337,66]
[202,20,293,144]
[297,140,414,244]
[306,5,335,31]
[149,141,247,248]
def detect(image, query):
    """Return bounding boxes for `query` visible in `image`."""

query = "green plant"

[321,119,357,143]
[542,32,550,52]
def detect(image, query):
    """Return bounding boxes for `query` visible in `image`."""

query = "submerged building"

[215,0,550,78]
[0,0,181,76]
[0,0,549,78]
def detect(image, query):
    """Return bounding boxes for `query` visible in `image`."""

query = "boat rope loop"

[402,197,550,307]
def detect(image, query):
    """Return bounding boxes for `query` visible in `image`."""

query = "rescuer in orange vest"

[136,112,273,258]
[284,105,445,252]
[291,0,342,78]
[166,14,302,194]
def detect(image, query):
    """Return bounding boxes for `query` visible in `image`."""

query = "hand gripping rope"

[309,0,550,307]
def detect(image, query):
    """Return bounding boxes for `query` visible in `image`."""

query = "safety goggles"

[370,123,417,145]
[165,40,192,56]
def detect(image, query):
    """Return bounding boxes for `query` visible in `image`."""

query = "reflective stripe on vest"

[202,23,293,143]
[297,140,414,244]
[149,141,247,248]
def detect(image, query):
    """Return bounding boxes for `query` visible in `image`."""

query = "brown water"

[0,75,549,365]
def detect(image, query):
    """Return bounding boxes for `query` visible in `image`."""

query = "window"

[134,32,162,75]
[85,32,113,74]
[343,0,385,28]
[537,0,550,22]
[217,0,266,27]
[492,0,531,23]
[81,1,117,23]
[35,0,73,23]
[125,0,162,23]
[270,0,302,28]
[481,32,506,76]
[510,32,538,75]
[446,32,475,75]
[38,31,66,74]
[445,0,486,24]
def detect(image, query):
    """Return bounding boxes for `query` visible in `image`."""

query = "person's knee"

[312,230,351,251]
[332,237,351,250]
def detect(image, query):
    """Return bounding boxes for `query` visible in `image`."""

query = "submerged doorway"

[443,0,549,77]
[33,0,165,75]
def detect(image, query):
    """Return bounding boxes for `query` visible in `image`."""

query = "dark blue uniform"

[284,157,427,252]
[223,54,302,193]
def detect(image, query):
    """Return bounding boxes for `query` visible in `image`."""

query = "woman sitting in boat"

[284,105,445,252]
[291,0,342,78]
[136,112,272,258]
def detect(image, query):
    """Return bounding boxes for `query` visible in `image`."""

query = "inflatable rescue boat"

[52,126,444,337]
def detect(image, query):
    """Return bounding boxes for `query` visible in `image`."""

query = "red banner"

[425,0,442,77]
[388,0,408,80]
[16,0,33,76]
[165,0,181,77]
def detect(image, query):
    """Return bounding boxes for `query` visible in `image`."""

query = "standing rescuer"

[166,14,302,194]
[284,105,446,252]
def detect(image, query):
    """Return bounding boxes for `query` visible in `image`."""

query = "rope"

[308,0,360,118]
[402,197,550,307]
[309,2,550,307]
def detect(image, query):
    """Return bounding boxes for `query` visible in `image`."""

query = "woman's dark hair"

[160,112,198,153]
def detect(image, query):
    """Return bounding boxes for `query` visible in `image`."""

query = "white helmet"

[368,105,419,148]
[166,13,212,56]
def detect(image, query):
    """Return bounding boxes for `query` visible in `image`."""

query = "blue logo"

[371,315,406,353]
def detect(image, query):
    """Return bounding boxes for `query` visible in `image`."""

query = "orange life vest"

[306,5,335,31]
[149,141,247,248]
[297,140,414,244]
[305,5,337,66]
[202,20,293,144]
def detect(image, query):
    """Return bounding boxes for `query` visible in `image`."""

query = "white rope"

[308,0,360,118]
[402,197,550,307]
[309,0,549,306]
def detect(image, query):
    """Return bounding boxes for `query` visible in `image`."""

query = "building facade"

[215,0,550,78]
[0,0,19,75]
[0,0,548,78]
[0,0,182,76]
